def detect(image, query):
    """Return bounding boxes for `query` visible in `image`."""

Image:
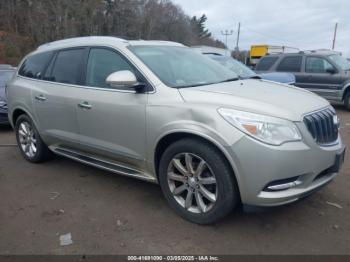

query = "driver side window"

[85,48,135,89]
[305,57,334,73]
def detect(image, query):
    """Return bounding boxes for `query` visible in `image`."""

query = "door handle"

[35,94,46,101]
[78,101,92,109]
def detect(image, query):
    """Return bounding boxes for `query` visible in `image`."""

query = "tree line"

[0,0,225,65]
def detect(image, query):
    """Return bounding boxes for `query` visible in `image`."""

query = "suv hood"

[178,79,329,122]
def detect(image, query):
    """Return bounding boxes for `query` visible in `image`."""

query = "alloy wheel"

[167,153,217,213]
[18,121,37,158]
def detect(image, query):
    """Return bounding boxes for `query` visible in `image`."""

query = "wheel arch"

[342,83,350,101]
[153,131,242,196]
[11,107,37,129]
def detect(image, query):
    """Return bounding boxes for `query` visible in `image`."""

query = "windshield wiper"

[219,77,239,83]
[176,78,239,88]
[176,83,213,88]
[248,75,261,79]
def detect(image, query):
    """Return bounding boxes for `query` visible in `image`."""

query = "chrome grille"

[303,108,338,145]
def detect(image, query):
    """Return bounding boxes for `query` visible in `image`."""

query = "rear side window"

[276,56,302,72]
[255,56,278,71]
[50,49,85,85]
[19,52,53,79]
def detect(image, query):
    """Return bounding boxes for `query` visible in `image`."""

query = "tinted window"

[306,57,334,73]
[255,56,278,71]
[19,52,53,79]
[86,48,135,89]
[276,56,302,72]
[50,49,85,84]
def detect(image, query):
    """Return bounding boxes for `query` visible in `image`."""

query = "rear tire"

[158,138,239,224]
[15,114,52,163]
[345,92,350,111]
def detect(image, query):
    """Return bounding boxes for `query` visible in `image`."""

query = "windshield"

[328,54,350,70]
[209,55,256,78]
[0,70,15,86]
[129,46,238,88]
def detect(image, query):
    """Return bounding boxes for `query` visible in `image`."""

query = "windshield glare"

[129,46,238,88]
[210,55,256,78]
[328,54,350,70]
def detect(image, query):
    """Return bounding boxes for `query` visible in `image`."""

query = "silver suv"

[7,37,345,224]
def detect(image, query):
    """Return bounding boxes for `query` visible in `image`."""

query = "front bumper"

[226,123,345,207]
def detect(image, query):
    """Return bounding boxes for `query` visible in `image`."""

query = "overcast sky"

[173,0,350,57]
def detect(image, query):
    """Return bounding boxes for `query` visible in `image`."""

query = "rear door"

[299,56,343,99]
[275,55,303,84]
[32,48,87,148]
[75,47,148,171]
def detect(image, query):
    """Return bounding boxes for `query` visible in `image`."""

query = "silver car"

[7,37,345,224]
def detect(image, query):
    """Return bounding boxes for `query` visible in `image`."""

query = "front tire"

[159,138,239,224]
[15,114,52,163]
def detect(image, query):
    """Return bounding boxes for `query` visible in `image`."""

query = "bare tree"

[0,0,225,64]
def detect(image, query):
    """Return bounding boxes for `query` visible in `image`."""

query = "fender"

[151,122,244,191]
[10,105,39,132]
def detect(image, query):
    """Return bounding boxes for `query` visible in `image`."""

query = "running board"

[52,147,157,183]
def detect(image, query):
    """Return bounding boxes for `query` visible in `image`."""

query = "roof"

[37,36,128,51]
[264,49,342,58]
[35,36,183,53]
[0,64,15,70]
[191,45,230,57]
[128,40,183,47]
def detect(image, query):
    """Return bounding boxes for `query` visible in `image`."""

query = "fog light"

[264,176,302,192]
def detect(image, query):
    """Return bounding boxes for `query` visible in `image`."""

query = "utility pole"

[221,29,233,56]
[332,22,338,50]
[235,22,241,53]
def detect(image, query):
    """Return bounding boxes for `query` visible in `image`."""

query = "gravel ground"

[0,105,349,255]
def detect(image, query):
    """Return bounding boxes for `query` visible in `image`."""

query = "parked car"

[7,37,345,224]
[249,45,299,67]
[0,64,16,124]
[255,51,350,110]
[207,54,296,84]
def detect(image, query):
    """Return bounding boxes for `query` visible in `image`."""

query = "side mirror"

[106,70,143,89]
[326,68,336,74]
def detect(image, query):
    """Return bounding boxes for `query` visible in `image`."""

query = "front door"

[299,56,343,100]
[76,47,148,171]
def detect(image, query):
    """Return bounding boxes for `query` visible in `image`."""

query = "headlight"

[218,108,302,145]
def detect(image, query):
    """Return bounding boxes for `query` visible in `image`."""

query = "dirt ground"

[0,105,349,255]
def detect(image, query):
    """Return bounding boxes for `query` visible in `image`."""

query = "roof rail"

[37,36,127,50]
[302,49,341,55]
